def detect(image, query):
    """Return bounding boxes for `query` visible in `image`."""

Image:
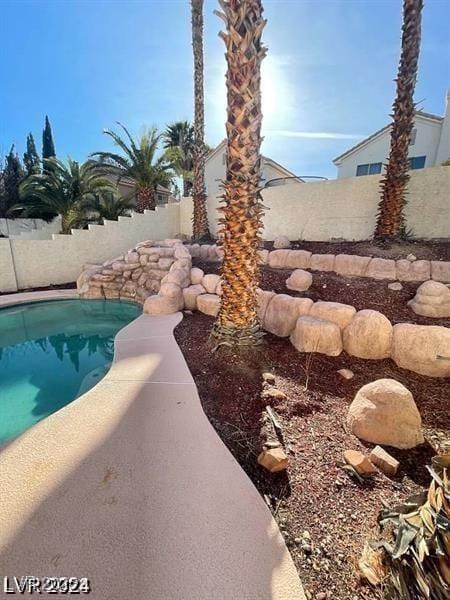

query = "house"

[333,90,450,179]
[204,139,301,198]
[115,177,175,206]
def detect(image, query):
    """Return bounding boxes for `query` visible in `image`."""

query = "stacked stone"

[408,280,450,318]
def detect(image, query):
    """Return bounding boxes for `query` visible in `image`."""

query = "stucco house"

[115,177,174,206]
[333,90,450,179]
[205,139,300,198]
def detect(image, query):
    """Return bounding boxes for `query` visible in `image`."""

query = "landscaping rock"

[182,284,206,310]
[431,260,450,283]
[388,282,403,291]
[335,254,371,277]
[408,280,450,318]
[268,249,289,269]
[391,323,450,377]
[164,268,190,287]
[343,309,393,359]
[347,379,424,449]
[310,253,335,272]
[189,243,200,258]
[273,236,291,249]
[256,289,276,323]
[197,293,221,317]
[158,257,174,270]
[190,267,204,285]
[262,388,287,401]
[396,259,431,281]
[257,249,270,265]
[257,448,288,473]
[366,258,397,280]
[337,368,354,380]
[262,372,276,384]
[159,282,182,299]
[285,250,312,269]
[369,446,399,477]
[310,301,356,330]
[286,269,313,292]
[199,245,211,260]
[202,273,221,294]
[143,294,183,315]
[264,294,313,337]
[290,316,343,356]
[406,253,417,262]
[343,450,377,476]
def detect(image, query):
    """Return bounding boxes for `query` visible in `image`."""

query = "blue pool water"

[0,299,140,444]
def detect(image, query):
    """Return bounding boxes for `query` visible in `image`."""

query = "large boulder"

[190,267,204,285]
[391,323,450,378]
[183,284,206,310]
[286,269,313,292]
[347,379,424,449]
[202,273,221,294]
[273,236,291,249]
[263,294,313,337]
[144,294,183,315]
[407,280,450,318]
[310,301,356,330]
[335,254,371,277]
[396,259,431,282]
[431,261,450,283]
[285,250,312,270]
[343,309,393,359]
[290,316,343,356]
[197,293,221,317]
[365,258,396,281]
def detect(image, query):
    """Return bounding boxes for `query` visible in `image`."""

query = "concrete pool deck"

[0,291,304,599]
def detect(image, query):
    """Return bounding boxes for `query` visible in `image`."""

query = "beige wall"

[0,205,180,292]
[181,166,450,241]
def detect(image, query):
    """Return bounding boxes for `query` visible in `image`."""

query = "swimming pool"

[0,298,140,444]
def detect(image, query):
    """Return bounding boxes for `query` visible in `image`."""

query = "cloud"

[266,129,365,140]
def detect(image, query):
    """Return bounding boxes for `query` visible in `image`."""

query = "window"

[356,162,382,176]
[409,128,417,145]
[408,155,426,170]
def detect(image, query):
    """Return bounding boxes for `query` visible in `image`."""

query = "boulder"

[202,273,221,294]
[256,289,276,323]
[343,450,377,476]
[199,245,211,260]
[144,294,183,315]
[197,293,221,317]
[285,250,312,270]
[182,284,206,310]
[290,316,343,356]
[264,294,313,337]
[164,268,190,288]
[310,301,356,330]
[159,282,183,299]
[391,323,450,377]
[335,254,371,277]
[273,236,291,249]
[396,259,431,282]
[190,267,204,285]
[431,261,450,283]
[257,448,288,473]
[408,280,450,318]
[365,258,397,280]
[208,245,219,261]
[268,250,289,269]
[343,309,393,359]
[158,257,174,270]
[347,379,424,449]
[257,249,270,265]
[190,243,200,258]
[125,251,140,264]
[310,254,335,272]
[286,269,313,292]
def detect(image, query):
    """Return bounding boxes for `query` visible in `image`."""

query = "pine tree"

[1,146,24,216]
[42,115,56,165]
[23,133,40,176]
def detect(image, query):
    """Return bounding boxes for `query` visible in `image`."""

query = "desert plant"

[374,0,423,241]
[191,0,210,239]
[12,157,115,233]
[211,0,267,346]
[91,124,174,212]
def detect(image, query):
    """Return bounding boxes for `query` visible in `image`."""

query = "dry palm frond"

[361,455,450,599]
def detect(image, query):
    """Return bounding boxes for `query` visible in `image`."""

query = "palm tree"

[374,0,423,241]
[211,0,267,346]
[191,0,210,240]
[78,191,134,225]
[163,121,194,196]
[91,124,174,212]
[12,157,115,233]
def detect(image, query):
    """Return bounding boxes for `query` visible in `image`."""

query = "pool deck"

[0,291,304,599]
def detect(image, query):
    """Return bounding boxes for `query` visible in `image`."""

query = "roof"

[333,110,443,164]
[206,139,299,180]
[117,177,171,194]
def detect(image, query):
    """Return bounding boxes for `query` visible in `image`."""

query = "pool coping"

[0,288,79,309]
[0,300,305,598]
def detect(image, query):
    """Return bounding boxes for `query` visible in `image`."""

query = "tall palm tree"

[212,0,267,346]
[191,0,210,240]
[91,124,174,212]
[374,0,423,241]
[12,157,115,233]
[163,121,194,196]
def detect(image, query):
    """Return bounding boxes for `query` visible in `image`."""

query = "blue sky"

[1,0,449,179]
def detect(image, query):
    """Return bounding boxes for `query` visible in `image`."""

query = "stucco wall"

[0,205,180,292]
[0,217,61,238]
[180,166,450,241]
[336,117,444,179]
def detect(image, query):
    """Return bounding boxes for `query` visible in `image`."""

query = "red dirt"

[175,312,449,600]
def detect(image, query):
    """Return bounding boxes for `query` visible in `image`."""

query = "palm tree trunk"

[374,0,423,241]
[136,186,156,212]
[191,0,210,240]
[212,0,267,346]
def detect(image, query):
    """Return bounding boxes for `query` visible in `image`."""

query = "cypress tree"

[42,115,56,164]
[23,133,40,175]
[2,146,24,216]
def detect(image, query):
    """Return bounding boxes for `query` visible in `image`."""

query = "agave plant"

[360,455,450,599]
